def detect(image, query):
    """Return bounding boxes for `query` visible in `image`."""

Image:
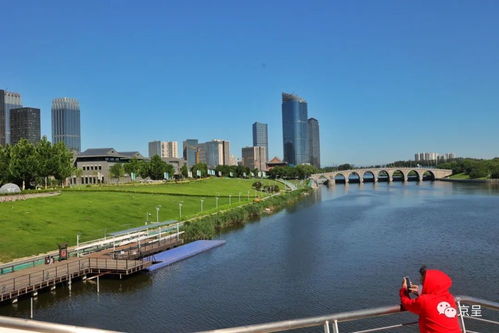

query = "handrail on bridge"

[197,295,499,333]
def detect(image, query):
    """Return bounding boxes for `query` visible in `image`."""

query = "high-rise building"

[196,139,230,168]
[183,139,199,167]
[282,93,309,166]
[148,141,178,158]
[308,118,320,168]
[252,122,268,161]
[0,90,22,145]
[10,107,41,144]
[51,97,81,152]
[242,146,267,171]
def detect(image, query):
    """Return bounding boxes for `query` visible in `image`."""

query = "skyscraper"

[282,92,309,166]
[183,139,199,167]
[196,139,230,168]
[51,97,81,152]
[308,118,320,168]
[148,141,178,158]
[0,90,22,145]
[252,122,268,161]
[10,107,41,144]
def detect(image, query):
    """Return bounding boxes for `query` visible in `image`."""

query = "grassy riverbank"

[182,188,312,241]
[0,178,284,262]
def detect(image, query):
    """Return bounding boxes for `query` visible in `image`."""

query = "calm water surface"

[1,182,498,332]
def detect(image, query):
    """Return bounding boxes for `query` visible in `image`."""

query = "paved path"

[0,192,60,203]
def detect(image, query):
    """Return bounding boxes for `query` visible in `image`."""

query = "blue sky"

[1,0,499,166]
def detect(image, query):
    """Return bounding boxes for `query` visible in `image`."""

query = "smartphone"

[404,276,412,289]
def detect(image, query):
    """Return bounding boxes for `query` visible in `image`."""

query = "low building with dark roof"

[71,148,145,185]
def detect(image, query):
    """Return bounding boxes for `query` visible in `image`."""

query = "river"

[1,181,498,332]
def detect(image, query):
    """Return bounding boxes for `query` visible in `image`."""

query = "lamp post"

[200,198,204,212]
[178,202,183,220]
[229,194,232,206]
[216,196,219,210]
[156,205,161,223]
[145,212,151,225]
[247,190,250,201]
[76,233,81,257]
[238,192,241,202]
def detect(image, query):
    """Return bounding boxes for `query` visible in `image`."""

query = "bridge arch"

[390,169,406,182]
[407,170,422,182]
[347,172,361,183]
[422,170,435,181]
[378,170,389,182]
[362,171,375,183]
[334,173,346,184]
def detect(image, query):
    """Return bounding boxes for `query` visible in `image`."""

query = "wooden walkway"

[0,257,150,303]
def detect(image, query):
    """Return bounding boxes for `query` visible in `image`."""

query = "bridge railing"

[197,295,499,333]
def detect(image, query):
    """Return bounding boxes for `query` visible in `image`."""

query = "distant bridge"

[310,168,453,185]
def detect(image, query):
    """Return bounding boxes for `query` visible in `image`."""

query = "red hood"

[422,269,453,295]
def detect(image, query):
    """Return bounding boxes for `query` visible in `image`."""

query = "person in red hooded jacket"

[400,266,462,333]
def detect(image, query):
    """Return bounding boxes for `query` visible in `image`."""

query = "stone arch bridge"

[310,168,452,185]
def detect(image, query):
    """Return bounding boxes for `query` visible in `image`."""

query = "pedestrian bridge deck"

[0,257,150,303]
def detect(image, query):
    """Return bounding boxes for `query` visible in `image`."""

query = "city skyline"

[2,1,499,165]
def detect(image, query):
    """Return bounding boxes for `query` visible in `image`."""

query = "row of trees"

[438,158,499,179]
[0,138,74,189]
[115,155,175,181]
[267,164,319,180]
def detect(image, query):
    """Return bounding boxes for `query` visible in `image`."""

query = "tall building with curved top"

[282,92,309,166]
[51,97,81,152]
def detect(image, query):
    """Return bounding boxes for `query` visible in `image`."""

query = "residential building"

[72,148,145,185]
[242,146,267,171]
[148,141,178,158]
[229,154,238,166]
[282,92,309,165]
[9,107,41,144]
[414,152,456,162]
[308,118,320,168]
[252,122,268,161]
[0,90,22,145]
[52,97,81,152]
[196,139,230,168]
[183,139,199,167]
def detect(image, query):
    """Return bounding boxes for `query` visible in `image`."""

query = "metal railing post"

[332,320,339,333]
[457,299,467,333]
[324,320,330,333]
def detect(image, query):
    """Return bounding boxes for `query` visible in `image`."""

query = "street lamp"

[156,205,161,222]
[229,194,232,206]
[216,196,219,210]
[76,233,81,257]
[238,192,241,202]
[200,198,204,212]
[145,212,151,225]
[178,202,183,220]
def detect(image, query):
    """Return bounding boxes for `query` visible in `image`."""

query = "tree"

[0,145,12,184]
[9,139,38,189]
[50,142,74,186]
[296,164,318,179]
[149,155,168,180]
[338,163,353,171]
[252,181,262,190]
[124,158,142,178]
[35,137,54,188]
[191,163,208,178]
[110,163,125,183]
[491,167,499,179]
[469,165,489,179]
[180,164,189,178]
[138,160,150,179]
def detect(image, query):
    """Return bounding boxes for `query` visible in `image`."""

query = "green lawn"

[66,177,284,196]
[0,178,284,262]
[449,173,470,179]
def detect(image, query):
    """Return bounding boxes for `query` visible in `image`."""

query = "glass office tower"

[0,90,22,145]
[252,122,268,161]
[183,139,199,167]
[308,117,320,168]
[10,107,41,144]
[282,93,309,166]
[51,97,81,152]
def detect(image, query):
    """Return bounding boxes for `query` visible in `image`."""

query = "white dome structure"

[0,183,21,194]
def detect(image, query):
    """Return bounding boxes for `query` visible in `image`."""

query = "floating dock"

[145,240,226,271]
